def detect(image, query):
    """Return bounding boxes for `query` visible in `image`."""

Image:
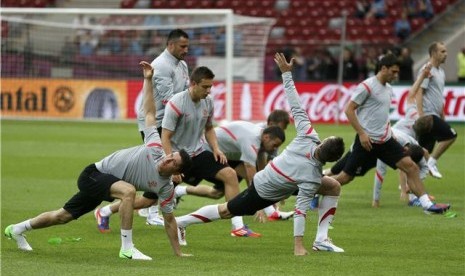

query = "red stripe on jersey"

[190,214,211,223]
[251,145,258,154]
[306,126,314,135]
[361,82,372,94]
[319,207,336,225]
[270,161,296,182]
[379,123,391,143]
[375,170,384,182]
[160,189,175,208]
[168,101,182,116]
[219,126,237,141]
[147,143,162,148]
[294,208,306,218]
[409,111,418,119]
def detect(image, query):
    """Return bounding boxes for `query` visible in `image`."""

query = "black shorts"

[180,159,243,190]
[63,164,120,219]
[227,182,276,216]
[418,115,458,153]
[182,151,229,191]
[332,150,376,176]
[343,135,406,176]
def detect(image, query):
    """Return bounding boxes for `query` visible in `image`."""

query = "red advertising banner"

[263,82,465,123]
[127,81,265,121]
[4,78,463,123]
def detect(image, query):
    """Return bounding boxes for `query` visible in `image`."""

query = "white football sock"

[231,216,244,230]
[263,205,276,216]
[99,205,113,217]
[175,185,188,197]
[315,195,338,242]
[13,219,32,234]
[120,229,133,251]
[419,194,433,209]
[176,205,220,228]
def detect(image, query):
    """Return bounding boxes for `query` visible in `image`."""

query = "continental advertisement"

[2,78,464,122]
[1,79,127,119]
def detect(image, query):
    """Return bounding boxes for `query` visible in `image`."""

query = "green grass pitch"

[1,119,464,275]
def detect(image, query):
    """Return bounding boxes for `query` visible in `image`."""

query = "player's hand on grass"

[254,210,267,223]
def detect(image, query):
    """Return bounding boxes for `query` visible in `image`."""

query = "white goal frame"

[1,7,236,120]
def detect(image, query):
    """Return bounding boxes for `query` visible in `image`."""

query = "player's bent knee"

[217,167,238,184]
[55,209,73,224]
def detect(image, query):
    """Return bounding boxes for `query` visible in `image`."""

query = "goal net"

[1,8,275,121]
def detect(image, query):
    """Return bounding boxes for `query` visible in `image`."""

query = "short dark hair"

[318,136,345,163]
[405,143,424,163]
[167,29,189,45]
[378,53,400,69]
[263,125,285,143]
[190,66,215,84]
[428,41,443,57]
[178,149,192,174]
[267,110,290,126]
[413,115,433,137]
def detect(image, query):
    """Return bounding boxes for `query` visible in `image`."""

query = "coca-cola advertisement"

[263,82,465,123]
[126,81,465,122]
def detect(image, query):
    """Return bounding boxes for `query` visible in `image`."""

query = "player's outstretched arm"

[141,61,156,128]
[407,62,432,104]
[274,52,313,135]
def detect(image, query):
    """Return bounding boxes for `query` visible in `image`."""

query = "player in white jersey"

[254,110,297,221]
[93,67,261,239]
[174,121,294,221]
[330,53,450,214]
[136,29,190,226]
[371,62,434,207]
[415,42,457,179]
[174,53,346,255]
[4,62,193,260]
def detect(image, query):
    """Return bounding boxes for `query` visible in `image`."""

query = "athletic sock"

[427,157,437,166]
[13,219,32,234]
[176,205,220,228]
[175,185,187,197]
[99,205,113,217]
[419,194,433,209]
[263,205,276,216]
[120,229,133,251]
[408,193,417,201]
[231,216,244,230]
[315,195,338,242]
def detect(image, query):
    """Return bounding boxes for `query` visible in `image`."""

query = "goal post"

[0,8,275,121]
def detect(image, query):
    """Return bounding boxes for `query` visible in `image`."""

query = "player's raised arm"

[274,52,313,136]
[407,62,432,104]
[141,61,156,128]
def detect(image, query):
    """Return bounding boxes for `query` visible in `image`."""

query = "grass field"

[1,119,464,275]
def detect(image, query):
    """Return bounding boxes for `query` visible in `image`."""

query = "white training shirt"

[137,49,189,130]
[162,90,214,156]
[419,65,445,117]
[95,126,175,214]
[204,121,262,166]
[350,76,393,143]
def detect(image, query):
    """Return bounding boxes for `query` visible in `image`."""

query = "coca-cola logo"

[264,84,355,122]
